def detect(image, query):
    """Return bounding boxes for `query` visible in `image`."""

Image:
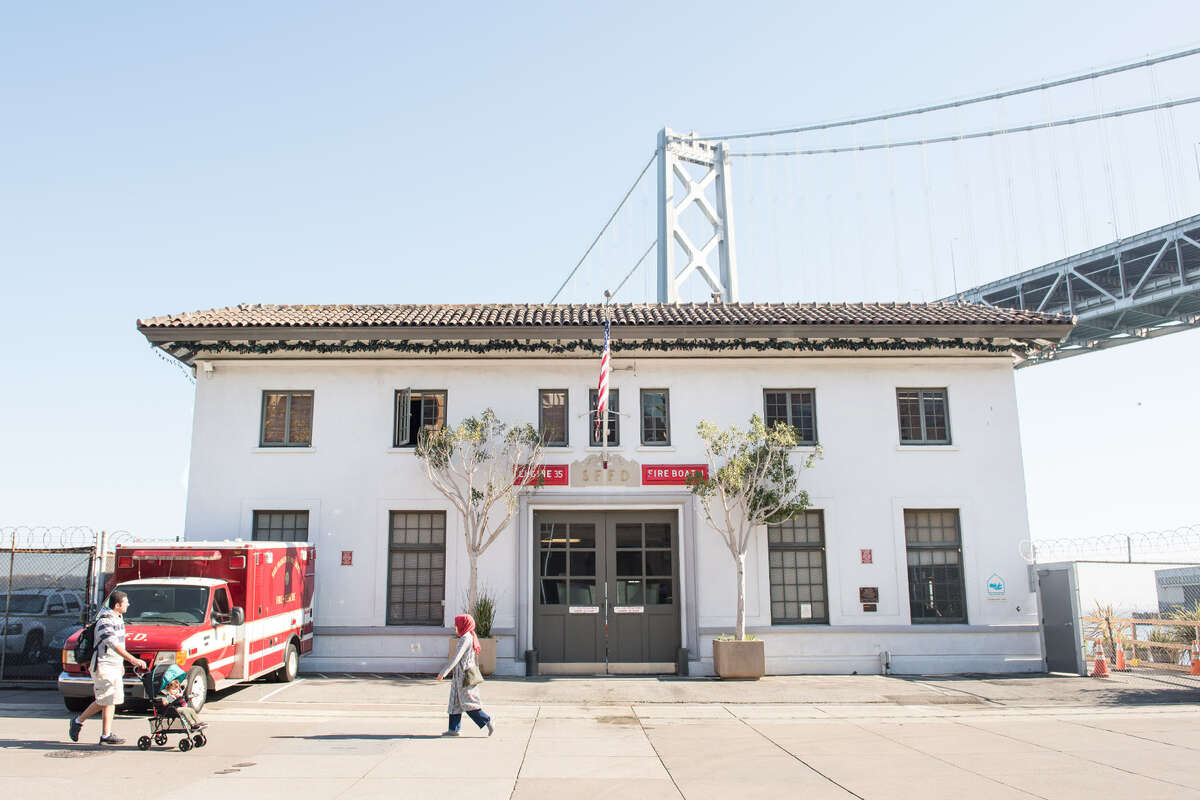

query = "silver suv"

[1,589,85,664]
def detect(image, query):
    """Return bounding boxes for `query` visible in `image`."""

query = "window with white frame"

[905,509,966,623]
[896,388,951,444]
[763,389,817,444]
[767,510,828,624]
[394,390,447,447]
[539,389,568,446]
[386,511,446,625]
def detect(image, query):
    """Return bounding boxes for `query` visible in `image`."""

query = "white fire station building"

[139,302,1072,676]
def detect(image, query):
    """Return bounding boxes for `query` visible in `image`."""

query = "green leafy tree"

[416,409,545,612]
[687,414,820,641]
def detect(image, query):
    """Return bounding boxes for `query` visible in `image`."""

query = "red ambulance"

[58,541,315,712]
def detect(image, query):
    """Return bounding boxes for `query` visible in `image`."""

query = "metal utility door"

[1038,566,1084,675]
[533,511,680,673]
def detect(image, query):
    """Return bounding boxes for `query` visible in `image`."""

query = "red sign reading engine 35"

[641,464,709,485]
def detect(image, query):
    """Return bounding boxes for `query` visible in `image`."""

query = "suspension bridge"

[550,45,1200,367]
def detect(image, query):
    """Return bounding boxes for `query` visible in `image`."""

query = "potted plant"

[470,588,498,675]
[688,414,819,679]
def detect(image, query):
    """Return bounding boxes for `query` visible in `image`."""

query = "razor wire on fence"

[0,526,172,682]
[1024,524,1200,564]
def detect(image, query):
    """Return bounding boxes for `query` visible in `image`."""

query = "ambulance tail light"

[230,555,247,570]
[117,556,133,568]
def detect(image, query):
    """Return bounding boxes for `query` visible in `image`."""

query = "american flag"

[595,319,611,442]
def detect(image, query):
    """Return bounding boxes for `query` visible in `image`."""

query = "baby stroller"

[136,664,208,752]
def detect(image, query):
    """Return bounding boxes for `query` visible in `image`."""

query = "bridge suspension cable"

[548,151,657,303]
[727,96,1200,157]
[686,44,1200,142]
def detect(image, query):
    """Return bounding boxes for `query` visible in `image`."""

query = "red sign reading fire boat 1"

[641,464,709,485]
[514,464,569,486]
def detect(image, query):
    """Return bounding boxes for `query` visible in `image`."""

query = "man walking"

[68,590,146,745]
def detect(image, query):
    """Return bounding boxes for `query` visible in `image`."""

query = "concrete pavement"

[1,673,1198,799]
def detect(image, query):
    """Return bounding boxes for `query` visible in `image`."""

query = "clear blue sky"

[3,2,1199,548]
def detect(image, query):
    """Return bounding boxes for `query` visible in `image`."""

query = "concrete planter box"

[713,639,765,679]
[447,636,498,676]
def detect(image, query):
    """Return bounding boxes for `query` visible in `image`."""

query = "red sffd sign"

[641,464,709,486]
[514,464,569,486]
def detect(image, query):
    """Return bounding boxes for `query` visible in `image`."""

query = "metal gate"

[0,527,128,683]
[1037,565,1085,675]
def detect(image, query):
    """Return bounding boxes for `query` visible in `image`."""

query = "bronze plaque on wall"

[859,586,879,604]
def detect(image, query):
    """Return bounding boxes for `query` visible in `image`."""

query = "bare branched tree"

[688,414,820,640]
[416,408,545,612]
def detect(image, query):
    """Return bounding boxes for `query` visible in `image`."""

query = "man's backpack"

[73,617,100,667]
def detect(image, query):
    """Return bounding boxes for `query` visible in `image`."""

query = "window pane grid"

[904,509,965,623]
[640,389,670,446]
[394,390,447,447]
[588,389,620,446]
[253,510,309,542]
[539,389,568,446]
[763,389,816,444]
[767,511,827,624]
[897,389,950,444]
[387,511,446,625]
[260,391,313,447]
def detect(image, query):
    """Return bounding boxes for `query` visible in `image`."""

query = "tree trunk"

[734,551,747,641]
[467,548,479,615]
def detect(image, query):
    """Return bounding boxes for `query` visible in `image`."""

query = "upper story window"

[260,391,314,447]
[897,388,950,444]
[763,389,817,444]
[539,389,568,447]
[588,388,620,447]
[394,390,447,447]
[640,389,670,446]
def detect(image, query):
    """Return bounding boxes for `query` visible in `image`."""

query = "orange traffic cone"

[1092,646,1110,678]
[1190,649,1200,676]
[1115,648,1126,672]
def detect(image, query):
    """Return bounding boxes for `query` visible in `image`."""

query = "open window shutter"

[396,388,412,445]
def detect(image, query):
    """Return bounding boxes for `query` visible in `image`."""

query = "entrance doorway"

[533,511,680,674]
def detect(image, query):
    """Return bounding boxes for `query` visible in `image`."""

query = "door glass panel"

[571,524,596,548]
[617,579,643,604]
[569,550,596,577]
[646,580,673,604]
[540,523,566,549]
[645,551,671,576]
[568,579,597,604]
[615,524,641,548]
[616,551,641,576]
[644,524,670,548]
[541,579,565,604]
[539,551,566,577]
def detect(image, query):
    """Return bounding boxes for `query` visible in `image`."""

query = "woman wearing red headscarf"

[436,613,494,737]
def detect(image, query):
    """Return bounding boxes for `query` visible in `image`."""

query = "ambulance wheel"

[272,642,299,683]
[63,696,90,713]
[193,734,206,748]
[184,665,208,713]
[178,737,192,752]
[154,733,168,746]
[137,736,151,751]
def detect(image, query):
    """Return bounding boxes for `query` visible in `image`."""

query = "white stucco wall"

[182,353,1042,675]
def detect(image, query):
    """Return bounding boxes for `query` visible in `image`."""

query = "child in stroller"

[136,664,209,751]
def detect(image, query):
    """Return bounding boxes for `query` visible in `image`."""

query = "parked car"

[47,623,86,673]
[1,589,85,664]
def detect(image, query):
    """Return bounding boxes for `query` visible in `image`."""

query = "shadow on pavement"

[274,733,446,741]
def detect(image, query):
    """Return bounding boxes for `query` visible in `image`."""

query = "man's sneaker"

[486,721,495,737]
[68,717,82,743]
[98,734,125,746]
[441,730,460,737]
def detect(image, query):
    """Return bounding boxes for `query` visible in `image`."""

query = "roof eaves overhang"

[138,321,1076,346]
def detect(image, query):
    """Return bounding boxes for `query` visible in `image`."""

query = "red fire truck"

[58,541,315,712]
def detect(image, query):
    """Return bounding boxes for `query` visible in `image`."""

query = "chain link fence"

[0,526,157,683]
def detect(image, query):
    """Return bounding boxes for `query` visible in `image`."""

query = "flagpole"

[601,291,611,471]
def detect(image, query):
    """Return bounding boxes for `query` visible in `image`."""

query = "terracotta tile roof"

[138,302,1069,331]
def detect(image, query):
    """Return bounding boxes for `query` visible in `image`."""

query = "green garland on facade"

[168,336,1021,357]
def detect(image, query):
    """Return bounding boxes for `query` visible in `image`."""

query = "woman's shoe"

[486,721,495,737]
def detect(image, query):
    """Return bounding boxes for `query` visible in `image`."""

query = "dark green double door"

[533,511,680,673]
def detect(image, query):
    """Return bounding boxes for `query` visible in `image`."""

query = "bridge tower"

[657,127,739,303]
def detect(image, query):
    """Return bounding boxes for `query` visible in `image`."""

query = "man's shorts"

[92,663,125,706]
